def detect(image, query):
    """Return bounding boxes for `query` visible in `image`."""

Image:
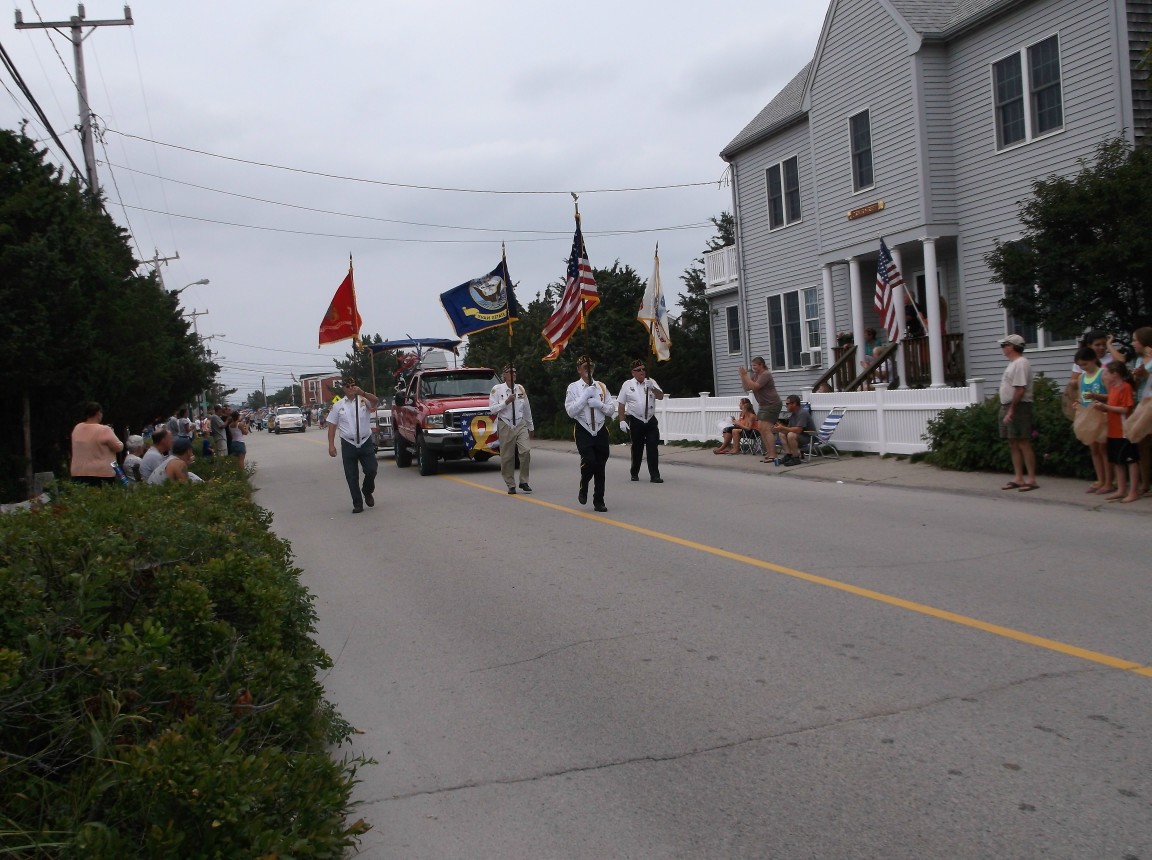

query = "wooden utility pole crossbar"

[15,4,135,192]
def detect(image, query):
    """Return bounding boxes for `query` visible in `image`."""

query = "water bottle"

[772,457,782,467]
[111,461,130,486]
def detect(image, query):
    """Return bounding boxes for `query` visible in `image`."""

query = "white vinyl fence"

[655,380,987,455]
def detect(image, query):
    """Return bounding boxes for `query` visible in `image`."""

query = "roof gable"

[720,62,811,159]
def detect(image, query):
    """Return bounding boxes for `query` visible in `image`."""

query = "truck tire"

[395,440,412,468]
[417,436,439,476]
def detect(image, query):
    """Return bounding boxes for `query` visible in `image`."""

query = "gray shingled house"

[706,0,1150,396]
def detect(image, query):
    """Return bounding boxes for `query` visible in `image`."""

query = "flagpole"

[502,241,516,426]
[571,193,590,358]
[649,242,659,357]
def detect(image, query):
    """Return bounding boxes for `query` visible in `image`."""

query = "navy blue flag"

[439,260,522,338]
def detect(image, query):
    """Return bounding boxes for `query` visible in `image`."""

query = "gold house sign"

[847,200,885,220]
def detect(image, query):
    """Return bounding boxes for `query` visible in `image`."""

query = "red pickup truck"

[392,366,502,475]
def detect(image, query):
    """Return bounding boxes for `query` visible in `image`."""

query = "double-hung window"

[765,156,802,229]
[725,305,741,354]
[767,287,822,370]
[993,34,1063,149]
[849,110,873,191]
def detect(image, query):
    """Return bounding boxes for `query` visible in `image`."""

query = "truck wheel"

[395,440,412,468]
[417,436,439,476]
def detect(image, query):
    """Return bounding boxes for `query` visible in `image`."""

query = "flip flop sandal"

[1001,481,1022,490]
[1018,483,1040,492]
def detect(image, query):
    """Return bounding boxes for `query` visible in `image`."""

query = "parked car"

[372,407,394,455]
[271,405,305,434]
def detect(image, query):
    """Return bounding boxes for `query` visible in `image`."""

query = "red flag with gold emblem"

[318,257,362,346]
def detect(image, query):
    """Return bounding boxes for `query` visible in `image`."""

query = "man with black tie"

[617,359,665,483]
[564,355,615,513]
[326,376,380,513]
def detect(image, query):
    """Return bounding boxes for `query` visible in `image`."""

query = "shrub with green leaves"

[0,458,369,858]
[923,375,1093,478]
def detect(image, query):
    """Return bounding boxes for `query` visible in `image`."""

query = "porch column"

[890,245,907,387]
[821,264,836,367]
[922,237,945,387]
[848,256,864,354]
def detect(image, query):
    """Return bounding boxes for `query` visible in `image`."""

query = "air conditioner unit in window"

[799,352,818,367]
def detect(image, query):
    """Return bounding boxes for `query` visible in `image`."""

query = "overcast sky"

[2,1,826,398]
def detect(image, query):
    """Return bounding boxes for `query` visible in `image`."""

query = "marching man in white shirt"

[326,376,380,513]
[489,364,534,494]
[564,355,616,513]
[617,358,665,483]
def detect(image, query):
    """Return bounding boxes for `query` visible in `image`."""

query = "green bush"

[0,458,369,859]
[923,375,1093,478]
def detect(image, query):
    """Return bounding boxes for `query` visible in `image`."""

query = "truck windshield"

[419,373,499,398]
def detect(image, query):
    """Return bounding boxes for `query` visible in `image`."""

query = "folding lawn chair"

[739,428,765,456]
[800,406,846,462]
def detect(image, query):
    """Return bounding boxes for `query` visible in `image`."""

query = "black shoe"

[352,505,364,514]
[630,474,639,482]
[507,486,516,494]
[593,502,608,513]
[363,492,374,507]
[578,485,588,505]
[519,482,532,493]
[650,477,663,483]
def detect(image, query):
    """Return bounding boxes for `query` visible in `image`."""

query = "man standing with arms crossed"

[327,376,380,513]
[565,355,615,513]
[617,359,665,483]
[490,364,534,494]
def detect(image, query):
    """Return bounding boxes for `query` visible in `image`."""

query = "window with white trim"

[767,287,822,370]
[849,110,873,191]
[993,34,1063,149]
[725,305,741,354]
[765,156,801,229]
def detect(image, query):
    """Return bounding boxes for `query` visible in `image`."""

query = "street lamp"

[171,278,209,297]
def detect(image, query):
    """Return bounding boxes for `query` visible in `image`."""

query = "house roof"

[720,62,811,160]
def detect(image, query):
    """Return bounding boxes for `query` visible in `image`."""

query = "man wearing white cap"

[998,334,1038,491]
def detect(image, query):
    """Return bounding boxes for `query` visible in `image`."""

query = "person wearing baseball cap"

[326,376,380,513]
[998,334,1038,491]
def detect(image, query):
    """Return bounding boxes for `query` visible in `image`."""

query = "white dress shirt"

[328,395,373,446]
[489,382,534,430]
[565,379,615,434]
[617,377,662,422]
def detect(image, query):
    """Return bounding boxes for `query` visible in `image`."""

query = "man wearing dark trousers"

[326,376,379,513]
[617,359,665,482]
[564,355,615,513]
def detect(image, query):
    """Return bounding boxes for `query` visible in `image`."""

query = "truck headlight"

[423,414,444,429]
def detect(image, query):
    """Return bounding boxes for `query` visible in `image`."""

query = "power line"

[104,127,720,195]
[100,160,711,236]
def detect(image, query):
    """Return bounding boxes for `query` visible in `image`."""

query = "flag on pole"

[638,244,672,361]
[542,217,599,360]
[318,257,363,346]
[439,259,521,338]
[873,239,904,343]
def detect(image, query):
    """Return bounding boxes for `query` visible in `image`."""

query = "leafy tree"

[987,139,1152,336]
[0,128,214,499]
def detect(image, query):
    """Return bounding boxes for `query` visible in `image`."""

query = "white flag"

[638,245,671,361]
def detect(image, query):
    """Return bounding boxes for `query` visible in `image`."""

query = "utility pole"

[15,4,134,193]
[146,249,180,289]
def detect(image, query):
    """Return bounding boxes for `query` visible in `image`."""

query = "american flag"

[542,219,599,360]
[873,238,904,343]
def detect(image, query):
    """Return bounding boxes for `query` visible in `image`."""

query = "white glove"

[644,379,653,390]
[584,385,600,404]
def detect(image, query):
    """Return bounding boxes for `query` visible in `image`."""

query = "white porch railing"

[654,380,986,455]
[703,245,739,288]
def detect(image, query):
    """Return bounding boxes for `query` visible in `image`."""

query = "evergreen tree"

[0,128,214,499]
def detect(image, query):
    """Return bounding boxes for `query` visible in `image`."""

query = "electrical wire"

[103,127,721,195]
[100,160,711,236]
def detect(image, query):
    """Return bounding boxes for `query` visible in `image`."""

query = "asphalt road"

[249,429,1151,860]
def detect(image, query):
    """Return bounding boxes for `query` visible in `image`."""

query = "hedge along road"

[249,428,1152,860]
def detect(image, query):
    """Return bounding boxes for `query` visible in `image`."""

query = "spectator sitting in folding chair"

[767,395,816,466]
[715,398,758,454]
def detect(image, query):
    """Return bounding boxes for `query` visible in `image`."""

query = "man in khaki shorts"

[997,334,1038,492]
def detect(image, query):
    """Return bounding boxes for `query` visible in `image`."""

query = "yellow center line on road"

[443,474,1152,679]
